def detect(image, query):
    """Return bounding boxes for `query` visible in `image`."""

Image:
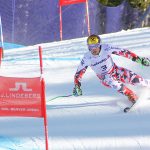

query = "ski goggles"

[88,43,100,51]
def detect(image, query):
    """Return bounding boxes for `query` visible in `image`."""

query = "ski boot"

[123,87,138,104]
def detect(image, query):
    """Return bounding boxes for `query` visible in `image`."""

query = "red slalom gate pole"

[38,46,49,150]
[41,78,49,150]
[0,47,2,66]
[39,46,43,75]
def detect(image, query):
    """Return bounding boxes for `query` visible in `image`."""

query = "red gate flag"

[0,76,44,117]
[59,0,90,40]
[60,0,86,6]
[0,46,49,150]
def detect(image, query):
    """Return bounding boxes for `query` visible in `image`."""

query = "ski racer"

[73,34,150,104]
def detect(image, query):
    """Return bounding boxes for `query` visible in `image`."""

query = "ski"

[124,97,150,113]
[124,103,135,113]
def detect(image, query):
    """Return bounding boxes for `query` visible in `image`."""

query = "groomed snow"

[0,27,150,150]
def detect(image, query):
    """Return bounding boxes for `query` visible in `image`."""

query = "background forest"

[97,0,150,10]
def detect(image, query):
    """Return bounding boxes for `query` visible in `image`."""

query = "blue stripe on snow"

[0,136,44,150]
[3,43,25,50]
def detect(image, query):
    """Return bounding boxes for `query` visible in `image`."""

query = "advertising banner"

[0,76,43,117]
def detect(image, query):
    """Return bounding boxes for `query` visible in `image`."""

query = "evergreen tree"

[97,0,150,10]
[129,0,150,11]
[97,0,123,7]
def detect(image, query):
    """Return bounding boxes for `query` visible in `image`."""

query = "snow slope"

[0,27,150,150]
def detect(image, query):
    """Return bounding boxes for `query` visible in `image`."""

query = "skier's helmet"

[87,34,101,51]
[87,34,101,45]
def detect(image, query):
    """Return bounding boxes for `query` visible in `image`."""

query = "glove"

[73,85,82,96]
[141,57,150,66]
[136,57,150,66]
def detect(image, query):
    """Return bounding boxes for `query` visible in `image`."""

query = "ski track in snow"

[0,28,150,150]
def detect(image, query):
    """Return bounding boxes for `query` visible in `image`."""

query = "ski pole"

[47,94,73,102]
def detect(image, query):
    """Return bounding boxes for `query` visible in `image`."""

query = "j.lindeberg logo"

[9,82,32,92]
